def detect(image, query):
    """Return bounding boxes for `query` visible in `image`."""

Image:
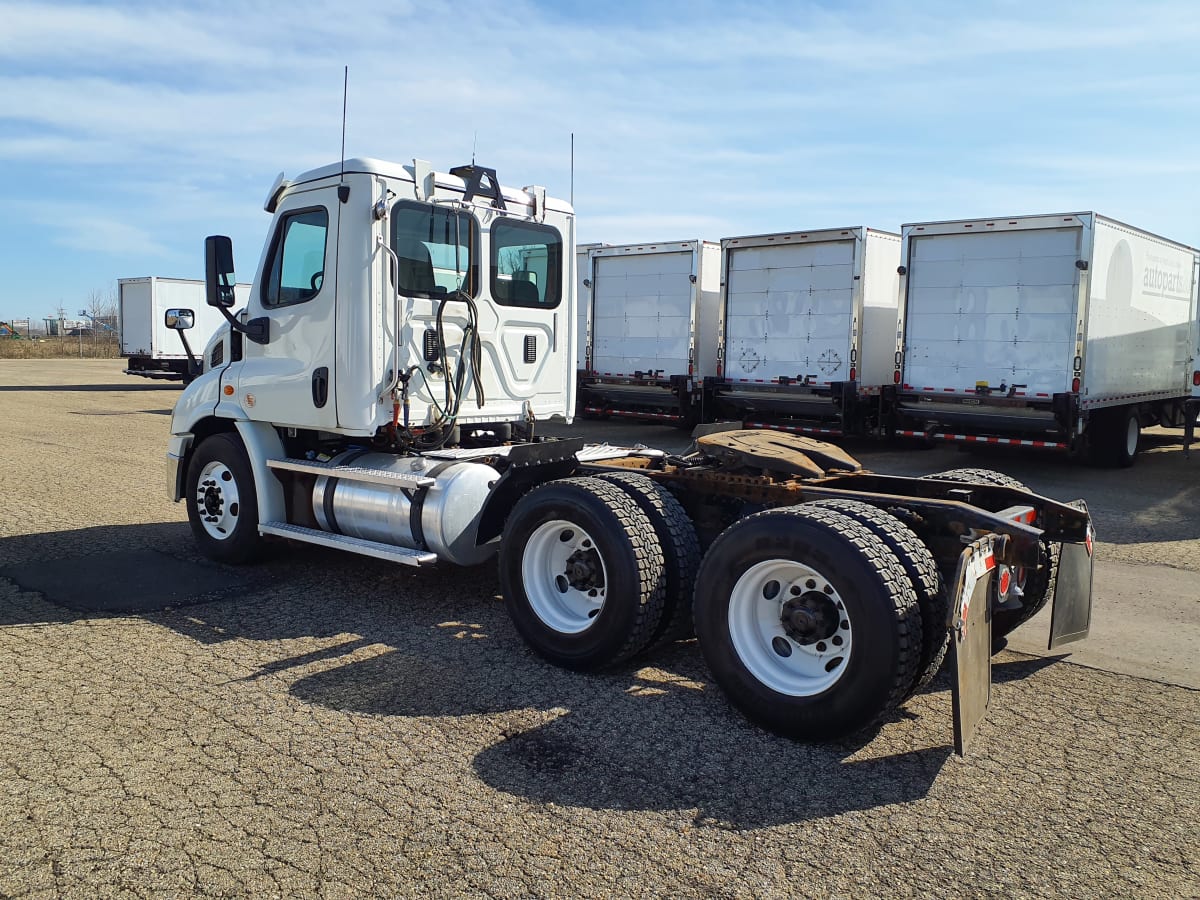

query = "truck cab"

[174,157,576,447]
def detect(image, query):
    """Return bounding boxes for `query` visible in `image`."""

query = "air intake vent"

[210,341,223,368]
[524,334,537,364]
[423,328,439,361]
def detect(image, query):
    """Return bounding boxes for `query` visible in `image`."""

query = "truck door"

[231,185,339,429]
[487,216,570,417]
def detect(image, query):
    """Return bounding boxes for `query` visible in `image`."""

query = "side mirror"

[165,308,195,330]
[204,235,237,308]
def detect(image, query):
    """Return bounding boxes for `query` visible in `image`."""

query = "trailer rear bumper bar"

[896,430,1068,451]
[577,375,698,423]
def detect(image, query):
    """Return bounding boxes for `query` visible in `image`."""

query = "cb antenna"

[472,131,477,166]
[339,66,348,181]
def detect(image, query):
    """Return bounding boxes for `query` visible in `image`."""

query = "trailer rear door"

[723,239,856,384]
[118,279,155,357]
[903,226,1082,396]
[590,247,694,377]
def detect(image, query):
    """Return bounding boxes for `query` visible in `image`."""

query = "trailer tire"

[693,505,921,740]
[807,499,945,697]
[1109,407,1141,468]
[498,477,666,671]
[594,471,701,644]
[922,468,1060,641]
[185,433,263,564]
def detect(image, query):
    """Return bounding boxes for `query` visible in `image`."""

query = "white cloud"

[1,0,1199,317]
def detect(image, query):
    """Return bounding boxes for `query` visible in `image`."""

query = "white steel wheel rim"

[1125,415,1139,457]
[521,519,607,634]
[195,460,242,541]
[728,559,853,697]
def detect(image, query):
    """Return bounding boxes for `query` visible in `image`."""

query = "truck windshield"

[491,219,562,308]
[391,201,479,298]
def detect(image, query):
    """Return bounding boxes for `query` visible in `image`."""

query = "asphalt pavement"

[1,360,1196,898]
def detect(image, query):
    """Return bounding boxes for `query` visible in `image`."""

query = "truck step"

[258,522,439,566]
[267,457,436,488]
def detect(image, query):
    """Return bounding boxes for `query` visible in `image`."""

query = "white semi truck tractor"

[165,157,1097,752]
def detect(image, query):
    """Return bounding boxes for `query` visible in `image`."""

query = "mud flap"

[949,535,999,756]
[1049,502,1095,650]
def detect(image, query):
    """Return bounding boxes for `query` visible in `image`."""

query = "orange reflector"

[223,385,234,396]
[1071,377,1080,392]
[1000,505,1038,525]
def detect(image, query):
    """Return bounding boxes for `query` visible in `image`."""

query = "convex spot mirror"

[165,308,195,330]
[204,235,237,308]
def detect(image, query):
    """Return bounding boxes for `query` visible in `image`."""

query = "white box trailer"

[574,243,606,372]
[893,212,1200,465]
[119,277,250,379]
[578,240,720,424]
[1186,309,1200,454]
[711,227,900,437]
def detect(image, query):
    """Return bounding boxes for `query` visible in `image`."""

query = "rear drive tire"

[498,477,666,671]
[185,433,263,564]
[923,468,1060,640]
[807,499,945,698]
[693,505,921,741]
[594,471,701,644]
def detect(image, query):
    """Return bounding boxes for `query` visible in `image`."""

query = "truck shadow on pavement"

[0,525,1068,829]
[288,629,958,830]
[0,383,181,392]
[0,523,254,626]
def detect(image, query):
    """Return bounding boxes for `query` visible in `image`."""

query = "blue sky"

[1,0,1199,321]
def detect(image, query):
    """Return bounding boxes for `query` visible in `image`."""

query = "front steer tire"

[185,433,263,565]
[499,477,666,671]
[693,505,921,741]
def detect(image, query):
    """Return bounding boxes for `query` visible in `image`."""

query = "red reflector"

[1072,377,1080,392]
[688,362,693,376]
[1193,370,1200,387]
[893,371,901,384]
[849,367,857,381]
[998,569,1011,595]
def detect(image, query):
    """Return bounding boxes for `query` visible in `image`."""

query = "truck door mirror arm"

[164,308,201,383]
[204,235,271,345]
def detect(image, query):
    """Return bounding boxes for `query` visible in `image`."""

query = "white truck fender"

[234,420,288,527]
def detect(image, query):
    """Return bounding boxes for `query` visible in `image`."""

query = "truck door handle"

[312,367,329,408]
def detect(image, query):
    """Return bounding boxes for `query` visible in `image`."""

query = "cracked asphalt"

[1,360,1197,898]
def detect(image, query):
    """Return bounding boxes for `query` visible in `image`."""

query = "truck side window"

[391,201,479,298]
[491,219,562,308]
[264,208,329,307]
